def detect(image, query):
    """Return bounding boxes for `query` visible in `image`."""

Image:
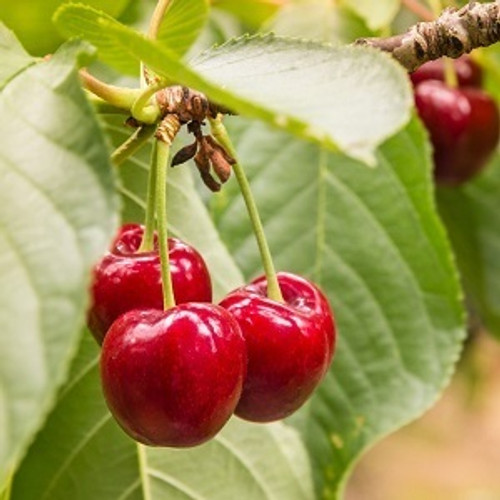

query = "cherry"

[219,272,335,422]
[100,304,247,447]
[88,224,212,344]
[410,55,482,88]
[414,80,500,185]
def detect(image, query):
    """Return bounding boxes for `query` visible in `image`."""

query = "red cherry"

[219,272,335,422]
[414,80,500,185]
[410,55,482,87]
[88,224,212,344]
[100,304,247,447]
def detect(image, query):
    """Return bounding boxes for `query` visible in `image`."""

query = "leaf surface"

[213,116,465,497]
[0,40,118,484]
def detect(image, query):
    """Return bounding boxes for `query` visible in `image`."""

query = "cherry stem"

[148,0,172,39]
[111,125,156,167]
[85,92,130,115]
[131,82,164,124]
[209,116,284,303]
[155,139,176,310]
[401,0,434,21]
[80,69,141,110]
[443,57,459,87]
[138,141,159,253]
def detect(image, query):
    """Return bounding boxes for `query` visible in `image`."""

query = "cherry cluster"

[411,56,500,186]
[88,224,336,447]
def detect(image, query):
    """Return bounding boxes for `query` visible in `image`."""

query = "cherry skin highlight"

[410,55,482,88]
[414,80,500,186]
[219,272,335,422]
[88,224,212,344]
[100,304,247,447]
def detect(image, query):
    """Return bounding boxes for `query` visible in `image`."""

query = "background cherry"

[100,303,247,447]
[88,224,212,344]
[219,272,335,422]
[410,55,482,87]
[414,80,500,186]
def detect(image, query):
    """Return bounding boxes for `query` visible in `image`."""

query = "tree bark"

[356,1,500,72]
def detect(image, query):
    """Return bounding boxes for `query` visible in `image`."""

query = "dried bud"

[208,148,232,183]
[205,135,236,165]
[194,148,221,192]
[171,141,198,167]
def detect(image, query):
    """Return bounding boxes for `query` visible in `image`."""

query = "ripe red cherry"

[100,304,247,447]
[414,80,500,185]
[410,55,482,87]
[219,272,335,422]
[88,224,212,344]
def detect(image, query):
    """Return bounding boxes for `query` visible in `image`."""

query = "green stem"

[80,70,141,110]
[155,140,176,310]
[209,116,283,302]
[444,57,459,88]
[138,142,158,252]
[131,82,164,124]
[148,0,172,39]
[85,92,130,115]
[111,125,156,167]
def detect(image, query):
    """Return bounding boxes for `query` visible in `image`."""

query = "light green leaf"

[213,116,465,497]
[0,23,35,90]
[340,0,399,31]
[437,153,500,337]
[54,4,140,74]
[102,115,243,298]
[155,0,209,57]
[55,3,413,164]
[0,41,119,485]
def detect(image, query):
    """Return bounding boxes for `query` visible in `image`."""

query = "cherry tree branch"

[356,1,500,72]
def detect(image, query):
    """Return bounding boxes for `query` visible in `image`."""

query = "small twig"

[356,1,500,72]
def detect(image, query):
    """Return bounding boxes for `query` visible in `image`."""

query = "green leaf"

[155,0,209,58]
[0,23,35,90]
[212,116,465,497]
[102,115,243,298]
[437,154,500,337]
[340,0,399,31]
[0,41,119,485]
[55,3,413,164]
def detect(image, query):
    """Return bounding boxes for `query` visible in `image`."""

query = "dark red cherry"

[219,272,335,422]
[88,224,212,344]
[100,304,247,447]
[414,80,500,185]
[410,55,482,87]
